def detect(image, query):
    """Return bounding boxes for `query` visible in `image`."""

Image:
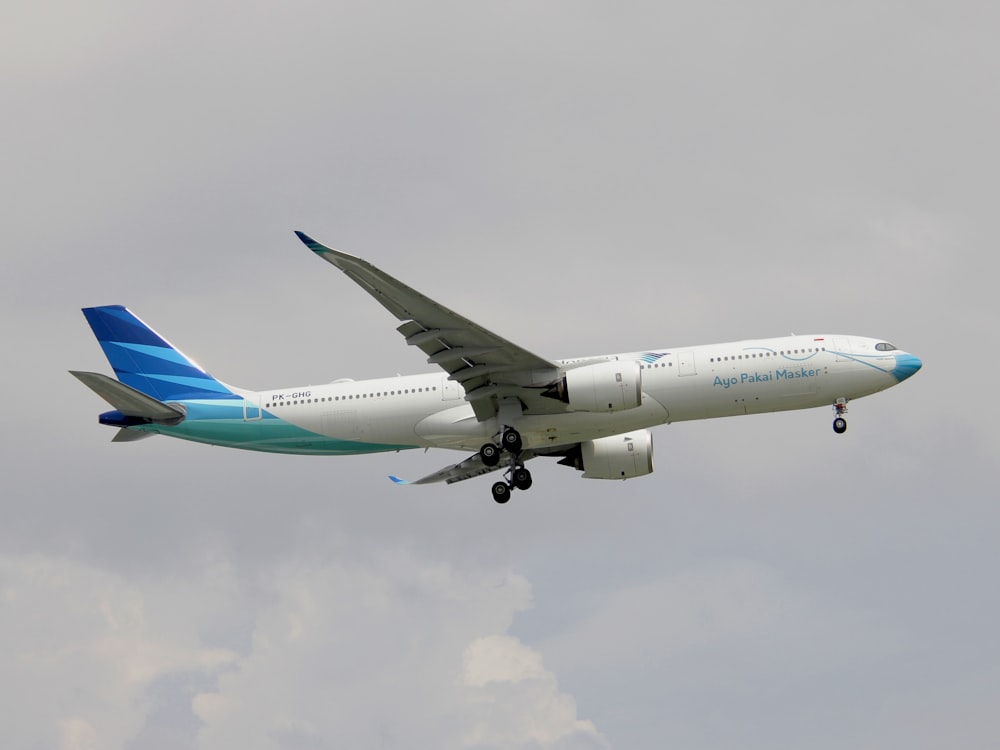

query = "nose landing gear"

[832,399,848,434]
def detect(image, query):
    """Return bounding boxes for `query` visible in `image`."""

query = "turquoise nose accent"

[892,353,922,381]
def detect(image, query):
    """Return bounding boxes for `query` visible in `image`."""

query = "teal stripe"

[147,402,417,455]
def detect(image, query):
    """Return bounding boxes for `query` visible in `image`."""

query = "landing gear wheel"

[491,481,511,504]
[512,467,533,491]
[479,443,501,466]
[833,417,847,434]
[502,428,523,454]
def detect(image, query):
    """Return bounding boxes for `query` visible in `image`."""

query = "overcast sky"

[3,2,998,749]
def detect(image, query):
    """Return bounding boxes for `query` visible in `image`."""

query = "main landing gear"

[832,399,848,434]
[480,428,531,504]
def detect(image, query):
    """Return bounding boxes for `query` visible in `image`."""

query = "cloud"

[0,555,237,750]
[3,2,999,748]
[190,555,605,750]
[2,552,604,750]
[460,635,609,750]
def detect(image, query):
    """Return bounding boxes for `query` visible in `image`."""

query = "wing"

[297,232,560,421]
[390,450,539,486]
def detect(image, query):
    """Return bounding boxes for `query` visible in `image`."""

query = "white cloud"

[191,556,606,750]
[3,2,999,748]
[460,635,609,750]
[461,634,548,687]
[59,718,97,750]
[3,552,604,750]
[0,555,238,750]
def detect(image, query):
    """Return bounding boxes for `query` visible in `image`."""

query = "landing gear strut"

[487,427,532,503]
[832,399,848,434]
[480,426,522,466]
[491,463,533,503]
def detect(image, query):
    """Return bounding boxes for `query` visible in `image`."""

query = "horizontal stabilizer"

[70,371,186,424]
[112,428,156,442]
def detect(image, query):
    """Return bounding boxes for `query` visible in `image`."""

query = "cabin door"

[442,376,462,401]
[677,351,697,376]
[243,394,262,421]
[831,337,852,362]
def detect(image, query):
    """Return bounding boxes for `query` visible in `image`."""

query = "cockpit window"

[875,342,898,351]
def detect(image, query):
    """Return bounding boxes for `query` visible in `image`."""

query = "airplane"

[72,232,923,503]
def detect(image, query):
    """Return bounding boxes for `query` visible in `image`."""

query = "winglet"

[388,475,411,485]
[294,231,325,253]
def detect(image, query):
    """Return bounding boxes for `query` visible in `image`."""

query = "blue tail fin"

[81,305,238,401]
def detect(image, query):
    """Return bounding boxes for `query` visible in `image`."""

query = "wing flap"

[390,450,539,486]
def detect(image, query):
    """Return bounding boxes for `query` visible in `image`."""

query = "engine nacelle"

[545,360,642,413]
[580,430,654,480]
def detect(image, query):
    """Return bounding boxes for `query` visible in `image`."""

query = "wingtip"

[294,230,324,253]
[388,475,411,485]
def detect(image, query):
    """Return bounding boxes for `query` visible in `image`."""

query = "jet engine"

[543,360,642,413]
[558,430,654,480]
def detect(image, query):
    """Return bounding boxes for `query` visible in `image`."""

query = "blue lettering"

[775,367,820,380]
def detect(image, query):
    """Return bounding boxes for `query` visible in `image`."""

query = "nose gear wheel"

[832,399,849,434]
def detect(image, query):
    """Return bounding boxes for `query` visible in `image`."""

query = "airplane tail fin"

[80,305,237,402]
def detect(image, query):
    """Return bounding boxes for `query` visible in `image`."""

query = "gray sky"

[3,3,997,749]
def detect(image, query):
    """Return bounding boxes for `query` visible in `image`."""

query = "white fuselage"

[223,334,914,455]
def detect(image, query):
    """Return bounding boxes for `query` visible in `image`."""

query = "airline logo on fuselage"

[639,352,669,363]
[713,367,823,389]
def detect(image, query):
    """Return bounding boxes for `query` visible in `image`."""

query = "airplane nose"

[892,353,923,382]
